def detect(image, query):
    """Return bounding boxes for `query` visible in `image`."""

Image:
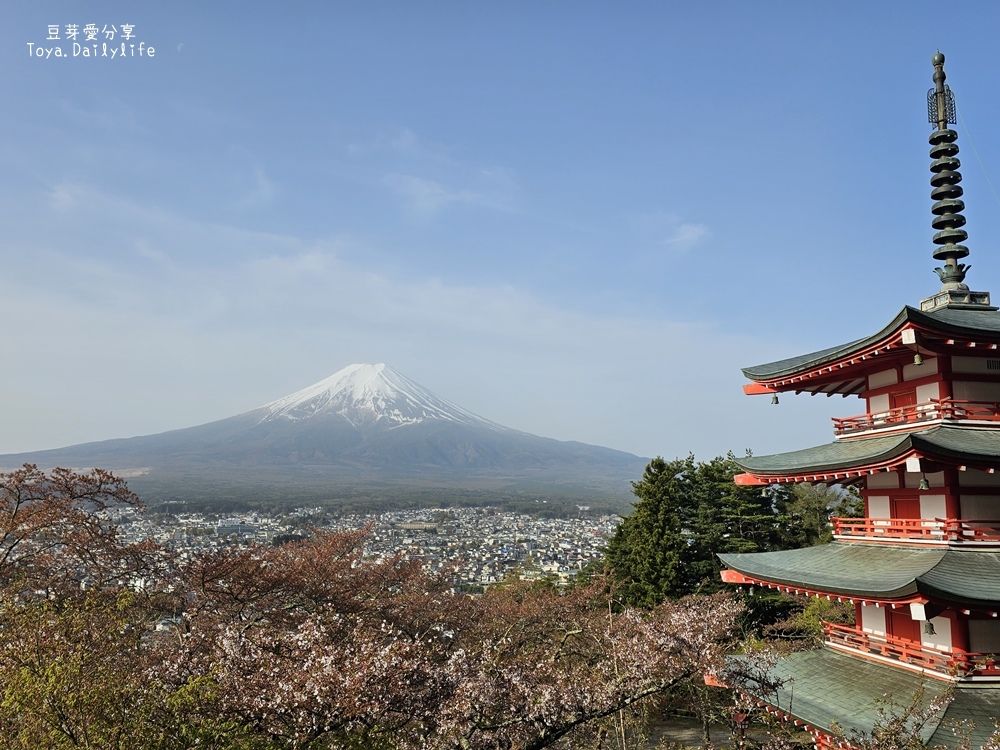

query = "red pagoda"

[719,53,1000,748]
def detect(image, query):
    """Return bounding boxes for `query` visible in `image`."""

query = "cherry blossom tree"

[0,465,746,749]
[152,531,744,749]
[0,463,156,596]
[0,465,166,748]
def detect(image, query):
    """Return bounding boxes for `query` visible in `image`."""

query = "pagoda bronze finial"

[927,51,970,290]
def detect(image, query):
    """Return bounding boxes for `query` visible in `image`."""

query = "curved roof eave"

[746,650,1000,747]
[719,544,1000,606]
[719,544,938,600]
[737,426,1000,477]
[742,305,1000,382]
[741,307,912,381]
[737,432,913,475]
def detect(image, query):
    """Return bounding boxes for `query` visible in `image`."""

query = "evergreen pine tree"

[604,454,831,607]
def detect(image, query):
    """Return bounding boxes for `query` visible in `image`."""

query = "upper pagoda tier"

[742,304,1000,398]
[744,51,996,416]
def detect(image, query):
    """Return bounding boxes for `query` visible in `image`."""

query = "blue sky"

[4,2,1000,461]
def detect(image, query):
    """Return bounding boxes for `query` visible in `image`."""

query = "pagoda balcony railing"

[832,398,1000,436]
[832,517,1000,543]
[823,622,1000,679]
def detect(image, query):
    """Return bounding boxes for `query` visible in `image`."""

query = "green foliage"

[832,484,865,519]
[604,455,845,608]
[0,593,159,749]
[778,483,842,546]
[791,596,855,636]
[602,456,701,607]
[737,588,803,640]
[761,595,855,646]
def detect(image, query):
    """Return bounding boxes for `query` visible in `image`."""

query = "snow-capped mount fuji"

[0,364,647,508]
[262,364,501,431]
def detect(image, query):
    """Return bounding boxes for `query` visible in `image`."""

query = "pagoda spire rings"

[928,52,970,289]
[920,53,993,311]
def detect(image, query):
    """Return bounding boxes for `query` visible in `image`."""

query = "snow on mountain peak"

[259,363,501,429]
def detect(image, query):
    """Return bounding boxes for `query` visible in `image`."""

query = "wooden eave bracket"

[734,451,931,488]
[721,568,751,584]
[905,322,1000,352]
[703,671,729,688]
[743,382,778,395]
[721,568,930,607]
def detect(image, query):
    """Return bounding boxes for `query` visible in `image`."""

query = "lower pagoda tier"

[744,649,1000,748]
[722,545,1000,687]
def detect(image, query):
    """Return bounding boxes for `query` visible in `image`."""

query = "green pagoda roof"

[719,543,1000,606]
[750,648,1000,748]
[737,425,1000,478]
[743,305,1000,382]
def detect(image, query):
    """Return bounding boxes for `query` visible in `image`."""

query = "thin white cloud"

[344,126,518,220]
[382,173,483,220]
[662,222,710,250]
[627,211,711,254]
[388,128,420,154]
[346,127,445,159]
[232,166,277,210]
[49,184,77,212]
[52,96,143,136]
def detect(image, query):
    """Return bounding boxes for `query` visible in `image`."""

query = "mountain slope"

[0,364,648,507]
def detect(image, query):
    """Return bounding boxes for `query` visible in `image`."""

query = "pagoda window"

[918,494,947,531]
[866,388,924,426]
[860,361,944,427]
[867,473,900,490]
[959,495,1000,519]
[968,619,1000,654]
[892,391,916,408]
[952,356,1000,375]
[915,382,942,402]
[868,393,891,427]
[867,495,890,524]
[956,495,1000,539]
[953,380,1000,401]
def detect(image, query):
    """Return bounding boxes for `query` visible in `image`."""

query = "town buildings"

[113,505,618,590]
[719,53,1000,748]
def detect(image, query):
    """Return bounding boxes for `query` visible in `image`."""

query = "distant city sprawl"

[109,504,620,590]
